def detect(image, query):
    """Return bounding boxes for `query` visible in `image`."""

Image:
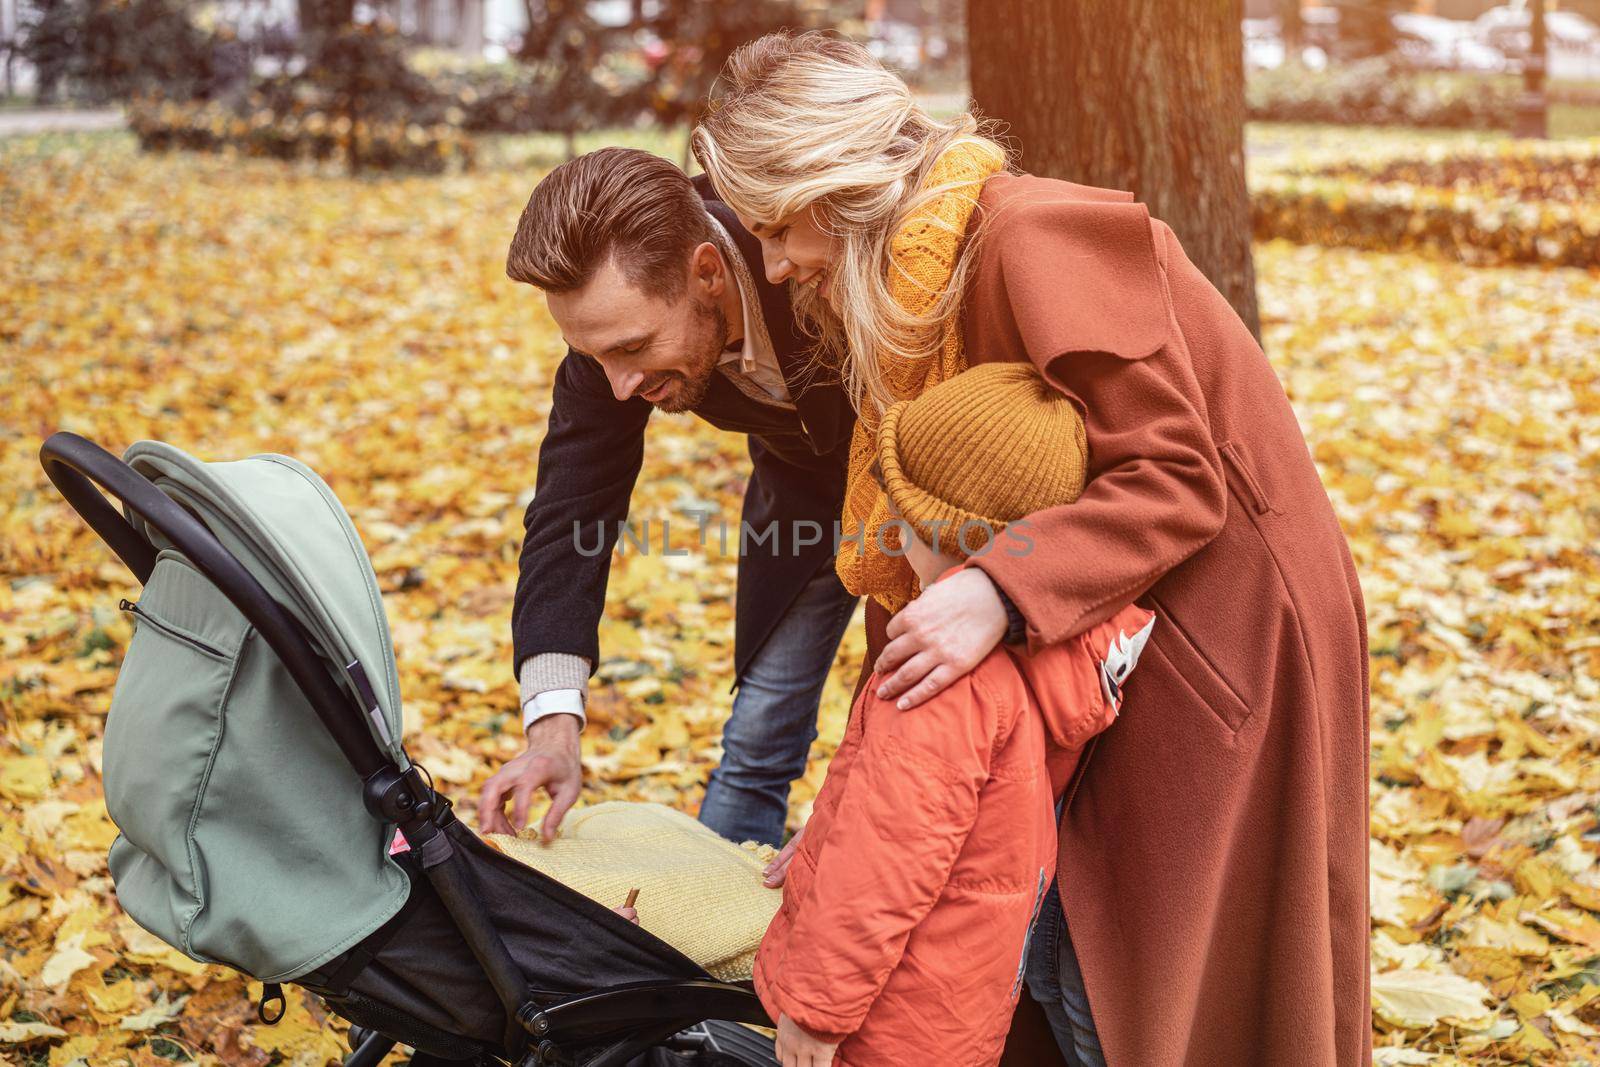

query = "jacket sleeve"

[509,349,652,679]
[967,211,1229,651]
[760,670,1008,1041]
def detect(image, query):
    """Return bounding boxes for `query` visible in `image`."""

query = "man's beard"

[649,298,729,414]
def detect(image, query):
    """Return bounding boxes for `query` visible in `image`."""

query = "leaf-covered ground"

[1,129,1597,1065]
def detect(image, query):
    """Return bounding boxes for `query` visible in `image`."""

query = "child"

[752,362,1155,1067]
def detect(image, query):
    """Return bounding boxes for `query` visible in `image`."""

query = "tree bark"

[968,0,1261,342]
[1281,0,1303,55]
[298,0,356,37]
[1514,0,1548,139]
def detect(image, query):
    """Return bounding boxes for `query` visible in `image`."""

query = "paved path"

[0,108,124,137]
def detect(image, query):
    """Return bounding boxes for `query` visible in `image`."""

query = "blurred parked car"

[1476,4,1600,77]
[1288,3,1396,63]
[1392,13,1508,72]
[1244,16,1285,70]
[1243,15,1330,71]
[1475,5,1600,52]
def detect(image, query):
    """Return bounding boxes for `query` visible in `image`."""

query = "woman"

[692,31,1370,1067]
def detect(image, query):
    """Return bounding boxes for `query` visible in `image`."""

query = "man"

[476,147,858,850]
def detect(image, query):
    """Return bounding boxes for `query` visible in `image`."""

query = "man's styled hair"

[505,147,714,300]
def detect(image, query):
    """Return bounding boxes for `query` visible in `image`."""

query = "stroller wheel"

[344,1025,395,1067]
[642,1020,778,1067]
[694,1020,778,1066]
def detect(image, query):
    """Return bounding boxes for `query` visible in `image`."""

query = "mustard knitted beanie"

[877,361,1089,557]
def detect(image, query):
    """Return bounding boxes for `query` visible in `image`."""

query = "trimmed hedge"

[128,98,475,172]
[1301,154,1596,205]
[126,24,477,173]
[1252,145,1600,268]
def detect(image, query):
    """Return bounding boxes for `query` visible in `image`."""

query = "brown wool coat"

[858,174,1371,1067]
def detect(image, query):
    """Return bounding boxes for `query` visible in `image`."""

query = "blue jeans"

[697,559,857,848]
[1025,801,1107,1066]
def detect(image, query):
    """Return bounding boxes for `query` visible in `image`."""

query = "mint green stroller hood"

[104,441,411,983]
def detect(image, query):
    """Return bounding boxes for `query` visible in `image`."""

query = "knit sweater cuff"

[518,653,591,709]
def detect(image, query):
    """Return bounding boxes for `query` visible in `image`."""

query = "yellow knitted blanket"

[485,802,781,982]
[835,138,1008,612]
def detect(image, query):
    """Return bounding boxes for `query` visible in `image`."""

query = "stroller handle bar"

[39,431,392,781]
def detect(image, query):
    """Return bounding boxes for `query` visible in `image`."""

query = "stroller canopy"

[102,441,411,983]
[121,441,407,765]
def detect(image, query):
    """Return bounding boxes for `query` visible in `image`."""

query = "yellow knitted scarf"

[835,138,1007,612]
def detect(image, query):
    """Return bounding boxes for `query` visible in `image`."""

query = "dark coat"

[865,174,1371,1066]
[511,175,856,692]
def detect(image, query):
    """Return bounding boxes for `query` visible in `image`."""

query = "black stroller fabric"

[299,814,715,1058]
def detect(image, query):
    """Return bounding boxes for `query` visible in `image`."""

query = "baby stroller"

[39,432,779,1067]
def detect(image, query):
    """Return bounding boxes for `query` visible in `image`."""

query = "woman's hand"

[763,825,805,888]
[874,569,1008,709]
[775,1014,839,1067]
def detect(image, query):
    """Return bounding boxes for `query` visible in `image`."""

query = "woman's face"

[735,203,838,302]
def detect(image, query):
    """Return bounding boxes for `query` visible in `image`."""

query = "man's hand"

[476,713,583,842]
[873,568,1008,710]
[763,824,805,888]
[775,1013,839,1067]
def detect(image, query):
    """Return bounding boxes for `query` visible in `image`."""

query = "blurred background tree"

[306,19,436,171]
[1327,0,1405,60]
[18,0,217,104]
[635,0,802,131]
[968,0,1261,340]
[513,0,645,159]
[297,0,355,37]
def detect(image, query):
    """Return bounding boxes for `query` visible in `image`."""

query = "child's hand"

[611,906,638,923]
[764,825,806,887]
[775,1013,838,1067]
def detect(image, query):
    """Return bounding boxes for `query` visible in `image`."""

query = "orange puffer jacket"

[753,601,1156,1066]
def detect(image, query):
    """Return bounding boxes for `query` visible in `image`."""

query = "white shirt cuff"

[521,688,586,733]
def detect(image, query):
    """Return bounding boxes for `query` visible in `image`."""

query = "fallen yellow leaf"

[1371,967,1496,1030]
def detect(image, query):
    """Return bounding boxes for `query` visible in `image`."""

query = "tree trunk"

[1282,0,1303,55]
[1514,0,1548,139]
[298,0,356,37]
[968,0,1261,343]
[517,0,540,59]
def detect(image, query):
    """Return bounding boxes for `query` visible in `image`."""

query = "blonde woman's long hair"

[690,31,1012,419]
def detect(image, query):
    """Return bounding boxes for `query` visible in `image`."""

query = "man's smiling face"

[545,247,731,414]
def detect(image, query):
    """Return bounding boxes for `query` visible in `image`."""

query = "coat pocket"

[105,556,252,968]
[1142,598,1255,735]
[1218,439,1276,518]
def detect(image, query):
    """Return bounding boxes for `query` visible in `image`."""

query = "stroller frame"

[40,432,774,1067]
